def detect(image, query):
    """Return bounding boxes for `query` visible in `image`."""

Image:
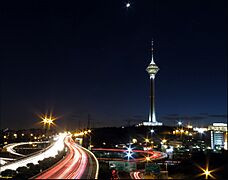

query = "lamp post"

[40,113,56,139]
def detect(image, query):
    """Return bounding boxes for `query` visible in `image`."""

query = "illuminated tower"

[143,41,162,126]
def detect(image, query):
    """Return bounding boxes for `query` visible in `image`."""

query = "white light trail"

[0,133,67,172]
[4,141,49,157]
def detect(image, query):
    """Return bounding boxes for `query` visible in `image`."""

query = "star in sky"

[126,2,131,8]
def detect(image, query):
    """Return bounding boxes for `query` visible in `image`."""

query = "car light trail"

[36,135,99,179]
[75,144,99,179]
[4,141,49,157]
[133,171,141,179]
[0,133,66,172]
[92,148,167,162]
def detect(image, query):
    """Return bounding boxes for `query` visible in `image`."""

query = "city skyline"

[1,1,227,129]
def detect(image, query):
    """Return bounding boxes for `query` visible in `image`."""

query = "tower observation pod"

[143,41,163,126]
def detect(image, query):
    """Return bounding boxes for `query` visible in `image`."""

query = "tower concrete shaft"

[147,66,159,123]
[149,75,156,122]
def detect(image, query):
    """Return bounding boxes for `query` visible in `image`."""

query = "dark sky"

[1,1,227,130]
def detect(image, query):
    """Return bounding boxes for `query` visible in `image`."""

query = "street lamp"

[41,116,55,130]
[39,111,58,129]
[195,161,219,179]
[145,156,150,165]
[39,112,58,140]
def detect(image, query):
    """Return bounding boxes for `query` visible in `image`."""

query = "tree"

[0,169,16,177]
[27,163,35,169]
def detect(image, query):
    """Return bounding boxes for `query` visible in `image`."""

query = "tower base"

[142,121,163,126]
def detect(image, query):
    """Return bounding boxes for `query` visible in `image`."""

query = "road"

[0,133,66,172]
[92,148,167,162]
[36,135,99,179]
[3,141,49,157]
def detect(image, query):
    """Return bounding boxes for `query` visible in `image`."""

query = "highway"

[0,133,66,172]
[36,135,99,179]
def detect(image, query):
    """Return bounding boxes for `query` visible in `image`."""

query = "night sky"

[1,1,227,130]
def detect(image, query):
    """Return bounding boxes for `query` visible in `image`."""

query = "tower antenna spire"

[151,40,155,64]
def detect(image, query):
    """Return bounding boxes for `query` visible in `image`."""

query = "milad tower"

[143,41,162,126]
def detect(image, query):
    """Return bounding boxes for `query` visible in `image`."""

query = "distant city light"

[194,127,207,133]
[150,129,155,133]
[145,138,150,143]
[162,139,167,144]
[187,125,193,129]
[198,129,204,134]
[177,121,182,126]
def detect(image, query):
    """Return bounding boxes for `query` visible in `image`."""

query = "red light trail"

[36,136,98,179]
[92,148,166,162]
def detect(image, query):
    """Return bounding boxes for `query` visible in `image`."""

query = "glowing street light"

[150,129,155,133]
[204,169,211,179]
[127,146,133,152]
[132,138,137,144]
[39,113,57,130]
[145,156,150,162]
[126,152,132,158]
[195,161,219,179]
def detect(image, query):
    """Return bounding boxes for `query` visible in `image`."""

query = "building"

[143,41,162,126]
[208,123,227,132]
[208,123,227,150]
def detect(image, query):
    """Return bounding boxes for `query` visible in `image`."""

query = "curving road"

[0,134,66,172]
[36,135,99,179]
[3,141,49,157]
[92,148,167,162]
